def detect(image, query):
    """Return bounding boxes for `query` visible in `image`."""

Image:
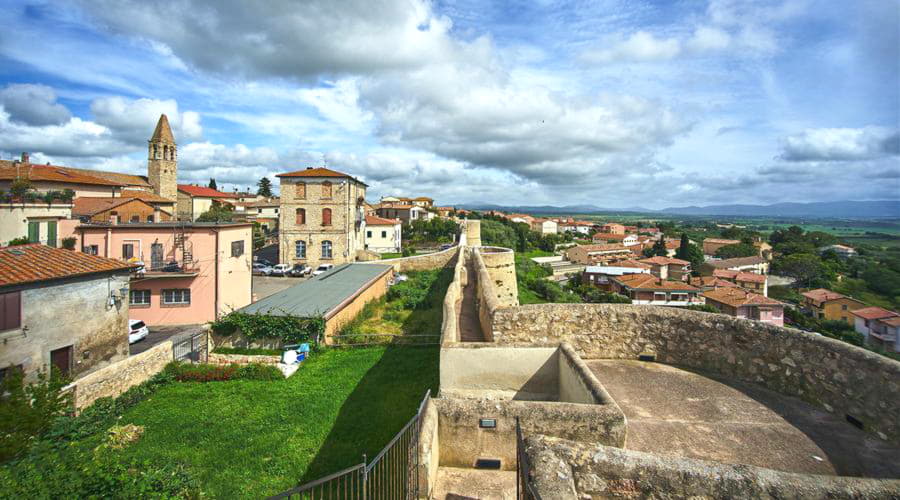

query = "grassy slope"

[118,346,438,499]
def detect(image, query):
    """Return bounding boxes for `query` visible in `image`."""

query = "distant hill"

[456,200,900,219]
[660,200,900,218]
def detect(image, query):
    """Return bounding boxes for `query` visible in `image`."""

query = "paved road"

[252,275,307,301]
[129,324,204,355]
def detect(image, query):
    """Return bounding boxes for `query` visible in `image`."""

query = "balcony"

[870,328,897,342]
[132,259,200,279]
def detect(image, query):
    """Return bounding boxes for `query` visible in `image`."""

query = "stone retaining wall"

[371,245,460,273]
[526,435,900,499]
[208,352,281,365]
[65,341,173,411]
[439,246,466,345]
[473,250,501,341]
[492,303,900,444]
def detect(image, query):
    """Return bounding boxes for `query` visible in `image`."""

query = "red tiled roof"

[713,269,766,283]
[119,190,175,203]
[690,276,738,288]
[608,259,651,269]
[575,243,629,253]
[703,287,781,307]
[177,185,240,198]
[851,306,899,321]
[613,273,700,291]
[0,244,135,287]
[704,238,741,245]
[0,161,126,187]
[276,167,362,183]
[63,167,150,187]
[640,256,690,266]
[883,316,900,327]
[365,215,400,225]
[380,204,415,210]
[801,288,848,305]
[72,197,136,216]
[592,233,628,240]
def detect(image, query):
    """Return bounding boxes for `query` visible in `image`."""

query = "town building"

[119,191,177,215]
[376,204,432,223]
[0,244,134,381]
[582,263,650,292]
[380,196,434,209]
[639,256,691,281]
[851,307,899,353]
[600,223,626,234]
[566,243,633,265]
[434,206,455,218]
[0,154,131,198]
[278,167,368,269]
[701,256,769,275]
[364,215,402,253]
[702,238,740,256]
[507,214,535,225]
[0,200,73,247]
[712,269,768,296]
[530,218,558,234]
[702,287,784,326]
[231,199,280,231]
[609,273,702,307]
[688,275,739,292]
[819,244,858,259]
[592,233,638,246]
[73,197,173,224]
[176,184,240,221]
[800,288,866,325]
[76,222,252,325]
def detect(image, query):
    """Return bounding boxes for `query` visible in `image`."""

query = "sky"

[0,0,897,209]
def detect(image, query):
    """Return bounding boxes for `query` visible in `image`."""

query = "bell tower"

[148,114,178,200]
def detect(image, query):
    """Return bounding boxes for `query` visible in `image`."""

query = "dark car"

[289,264,311,277]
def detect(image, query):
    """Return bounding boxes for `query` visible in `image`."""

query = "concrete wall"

[473,250,502,341]
[65,340,172,410]
[0,273,130,381]
[558,343,619,406]
[440,346,559,400]
[216,225,253,317]
[491,303,900,444]
[0,203,72,246]
[526,435,900,499]
[435,398,626,472]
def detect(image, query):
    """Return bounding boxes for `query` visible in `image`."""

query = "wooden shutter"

[46,221,57,247]
[296,208,306,225]
[322,208,332,226]
[321,181,332,198]
[0,292,22,331]
[295,182,306,199]
[27,221,39,243]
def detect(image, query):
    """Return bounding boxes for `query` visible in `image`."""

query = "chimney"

[20,152,29,164]
[110,214,118,225]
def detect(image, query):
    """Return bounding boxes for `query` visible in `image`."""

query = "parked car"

[256,258,275,267]
[270,264,292,277]
[312,264,334,276]
[252,263,274,276]
[128,320,149,344]
[289,264,311,277]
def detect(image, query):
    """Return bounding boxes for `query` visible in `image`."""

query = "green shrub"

[0,368,71,463]
[210,311,324,345]
[164,362,281,382]
[60,236,77,250]
[7,236,29,246]
[211,346,281,356]
[685,304,720,313]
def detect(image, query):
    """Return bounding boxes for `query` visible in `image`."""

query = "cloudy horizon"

[0,0,897,209]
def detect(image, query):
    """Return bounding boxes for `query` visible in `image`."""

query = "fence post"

[361,453,367,500]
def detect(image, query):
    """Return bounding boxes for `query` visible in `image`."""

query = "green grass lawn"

[379,252,403,259]
[117,346,438,499]
[832,278,899,310]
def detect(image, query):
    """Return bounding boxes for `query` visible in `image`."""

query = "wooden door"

[50,346,72,377]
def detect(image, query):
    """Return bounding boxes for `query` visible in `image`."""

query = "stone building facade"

[278,167,367,268]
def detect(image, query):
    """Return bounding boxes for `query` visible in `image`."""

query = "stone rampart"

[372,245,460,273]
[476,246,518,307]
[65,341,173,411]
[473,250,502,341]
[492,303,900,444]
[439,246,466,345]
[526,435,900,499]
[464,219,482,247]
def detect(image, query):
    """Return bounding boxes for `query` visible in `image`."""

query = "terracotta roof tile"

[613,273,700,291]
[64,168,150,187]
[703,287,781,307]
[119,190,174,202]
[851,306,899,321]
[640,256,690,266]
[365,215,400,225]
[72,197,134,216]
[275,167,366,187]
[708,256,767,268]
[0,244,135,288]
[801,288,848,304]
[177,184,240,198]
[0,162,125,187]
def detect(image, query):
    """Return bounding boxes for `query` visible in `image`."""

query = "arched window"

[322,208,332,226]
[295,240,306,259]
[321,181,332,198]
[295,208,306,225]
[171,146,176,160]
[163,145,168,160]
[153,144,159,159]
[321,240,333,259]
[295,182,306,199]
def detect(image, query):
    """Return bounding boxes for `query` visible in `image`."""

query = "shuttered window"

[296,208,306,225]
[0,292,22,331]
[322,208,332,226]
[295,182,306,199]
[321,181,332,198]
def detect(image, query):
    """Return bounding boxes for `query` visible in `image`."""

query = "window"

[130,215,140,223]
[162,289,191,305]
[367,230,372,238]
[0,291,22,331]
[0,364,23,385]
[322,208,332,226]
[841,304,848,311]
[295,208,306,225]
[231,240,245,257]
[122,243,134,260]
[295,240,307,259]
[381,231,387,238]
[130,290,151,306]
[321,181,332,198]
[147,215,154,222]
[295,182,306,199]
[322,240,333,259]
[84,245,99,255]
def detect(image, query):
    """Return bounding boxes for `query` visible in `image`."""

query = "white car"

[270,264,292,277]
[312,264,334,276]
[128,320,149,344]
[252,263,274,276]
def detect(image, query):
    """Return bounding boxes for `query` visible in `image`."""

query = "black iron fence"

[516,418,541,500]
[172,330,208,363]
[269,390,431,499]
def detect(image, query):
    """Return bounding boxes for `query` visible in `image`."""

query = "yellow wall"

[323,270,391,342]
[216,225,253,317]
[819,298,866,324]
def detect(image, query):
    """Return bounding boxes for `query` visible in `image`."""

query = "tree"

[772,253,831,288]
[208,178,217,190]
[196,201,234,222]
[257,177,273,198]
[649,238,668,257]
[675,234,704,275]
[715,243,757,259]
[251,223,266,250]
[0,368,71,462]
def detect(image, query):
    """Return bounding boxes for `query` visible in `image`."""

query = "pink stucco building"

[702,287,784,326]
[75,222,252,325]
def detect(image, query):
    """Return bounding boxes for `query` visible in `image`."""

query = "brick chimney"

[20,152,29,164]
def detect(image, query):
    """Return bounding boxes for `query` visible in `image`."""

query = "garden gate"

[172,330,208,363]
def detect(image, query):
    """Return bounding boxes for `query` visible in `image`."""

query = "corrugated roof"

[0,244,135,288]
[238,263,392,319]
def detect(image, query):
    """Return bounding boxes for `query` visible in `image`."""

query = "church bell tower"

[148,114,178,200]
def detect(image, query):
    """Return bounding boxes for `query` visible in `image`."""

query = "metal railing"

[269,390,431,499]
[516,418,542,500]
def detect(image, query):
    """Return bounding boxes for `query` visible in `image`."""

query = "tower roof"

[150,114,175,143]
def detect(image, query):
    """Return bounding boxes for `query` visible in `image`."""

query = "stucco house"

[376,204,432,223]
[566,244,633,265]
[701,256,769,275]
[639,256,691,281]
[712,269,768,296]
[0,200,73,247]
[364,215,402,253]
[72,197,173,224]
[703,287,784,326]
[75,222,252,325]
[702,238,740,256]
[609,273,702,307]
[530,218,558,234]
[0,244,134,381]
[851,307,899,353]
[176,184,240,221]
[800,288,866,325]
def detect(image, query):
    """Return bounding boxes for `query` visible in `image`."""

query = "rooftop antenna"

[321,154,327,168]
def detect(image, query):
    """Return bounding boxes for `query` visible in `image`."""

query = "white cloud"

[781,126,899,161]
[583,31,682,63]
[685,26,731,53]
[90,96,203,145]
[0,84,72,126]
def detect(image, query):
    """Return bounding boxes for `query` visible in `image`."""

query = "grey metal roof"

[238,263,392,319]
